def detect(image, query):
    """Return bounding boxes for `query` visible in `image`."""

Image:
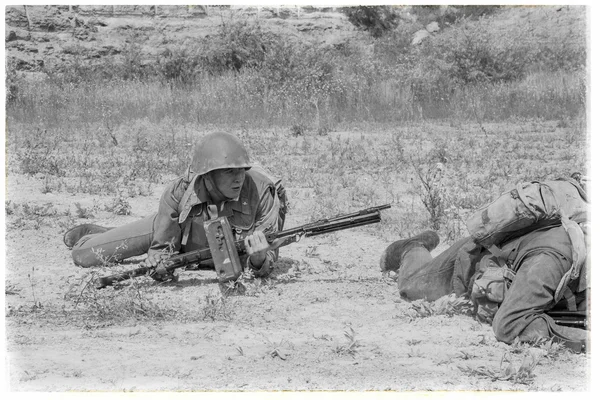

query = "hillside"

[5,5,584,75]
[5,5,358,73]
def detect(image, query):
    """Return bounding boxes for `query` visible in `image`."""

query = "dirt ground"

[4,169,591,393]
[3,4,592,394]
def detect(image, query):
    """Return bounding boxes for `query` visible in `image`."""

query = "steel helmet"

[189,132,252,176]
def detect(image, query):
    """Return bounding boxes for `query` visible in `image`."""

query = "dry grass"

[63,272,173,322]
[6,117,587,246]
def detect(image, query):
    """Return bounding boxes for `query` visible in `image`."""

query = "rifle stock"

[96,204,391,289]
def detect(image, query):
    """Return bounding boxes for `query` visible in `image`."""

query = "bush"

[342,6,400,38]
[156,46,202,84]
[199,19,278,74]
[418,19,528,86]
[5,58,23,103]
[6,8,587,127]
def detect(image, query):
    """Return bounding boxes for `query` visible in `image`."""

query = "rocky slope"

[5,5,358,73]
[6,5,582,75]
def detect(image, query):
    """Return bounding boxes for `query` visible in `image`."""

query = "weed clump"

[333,326,360,357]
[64,272,173,322]
[201,291,236,321]
[409,294,473,318]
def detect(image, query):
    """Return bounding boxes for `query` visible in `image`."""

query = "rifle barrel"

[273,205,389,240]
[304,215,381,237]
[545,310,589,330]
[552,318,587,329]
[296,204,390,228]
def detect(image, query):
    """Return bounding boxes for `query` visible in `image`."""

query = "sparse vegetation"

[5,8,587,236]
[5,5,588,391]
[333,326,359,357]
[7,6,586,132]
[63,272,173,321]
[201,291,236,321]
[409,294,474,318]
[5,200,74,230]
[105,194,132,216]
[457,337,577,386]
[27,266,42,309]
[458,346,544,385]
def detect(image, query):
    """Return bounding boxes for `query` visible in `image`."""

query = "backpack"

[250,164,288,229]
[466,178,587,248]
[465,178,589,318]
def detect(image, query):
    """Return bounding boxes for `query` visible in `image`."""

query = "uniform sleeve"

[492,252,586,349]
[245,186,281,277]
[148,178,188,258]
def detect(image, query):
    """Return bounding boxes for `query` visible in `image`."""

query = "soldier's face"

[211,168,246,199]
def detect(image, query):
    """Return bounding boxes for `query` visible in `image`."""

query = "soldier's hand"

[140,252,168,268]
[153,262,168,277]
[244,231,271,267]
[149,260,178,283]
[141,252,177,282]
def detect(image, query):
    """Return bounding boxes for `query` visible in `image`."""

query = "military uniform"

[71,168,282,276]
[386,225,588,351]
[490,225,588,350]
[68,132,286,278]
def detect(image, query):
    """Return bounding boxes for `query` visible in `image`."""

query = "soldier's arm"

[492,252,577,344]
[245,187,281,276]
[146,178,188,263]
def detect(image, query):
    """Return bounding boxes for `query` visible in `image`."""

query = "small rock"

[412,29,430,45]
[426,21,440,33]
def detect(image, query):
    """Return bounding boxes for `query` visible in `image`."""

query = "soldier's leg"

[492,253,588,350]
[71,214,156,267]
[397,236,474,301]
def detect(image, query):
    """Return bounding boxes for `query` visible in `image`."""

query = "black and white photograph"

[3,1,594,393]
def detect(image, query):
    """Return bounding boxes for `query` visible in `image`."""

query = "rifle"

[545,310,589,330]
[96,204,391,289]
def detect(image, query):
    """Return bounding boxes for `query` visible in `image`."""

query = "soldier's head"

[190,132,251,200]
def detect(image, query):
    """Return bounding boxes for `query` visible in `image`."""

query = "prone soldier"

[380,176,589,352]
[63,131,287,282]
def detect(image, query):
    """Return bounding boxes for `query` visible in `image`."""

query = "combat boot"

[63,224,113,248]
[380,230,440,273]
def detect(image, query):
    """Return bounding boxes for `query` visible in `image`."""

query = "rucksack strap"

[561,287,578,311]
